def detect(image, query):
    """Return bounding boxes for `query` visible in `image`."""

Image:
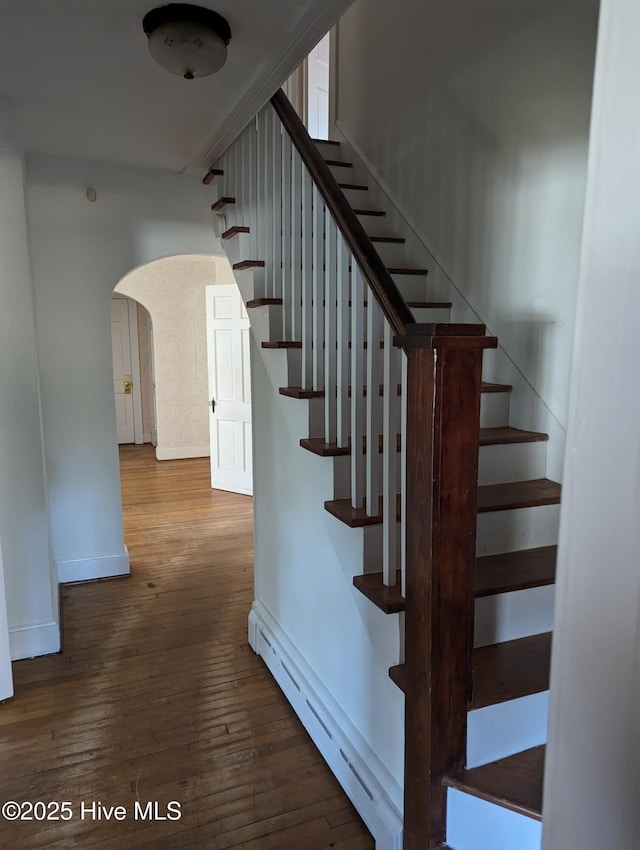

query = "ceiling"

[0,0,348,174]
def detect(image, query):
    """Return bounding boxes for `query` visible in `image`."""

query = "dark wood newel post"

[396,324,497,850]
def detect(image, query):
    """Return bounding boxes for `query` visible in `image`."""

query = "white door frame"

[112,294,144,445]
[0,540,13,700]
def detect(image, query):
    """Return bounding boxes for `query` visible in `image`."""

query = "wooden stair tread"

[369,235,406,244]
[443,746,545,821]
[338,182,368,191]
[221,225,249,239]
[324,495,392,528]
[261,341,302,349]
[472,632,552,708]
[389,632,552,708]
[277,380,511,407]
[302,427,547,459]
[477,479,561,512]
[279,387,325,399]
[327,479,559,528]
[301,434,401,457]
[481,381,512,393]
[232,260,265,270]
[479,426,548,445]
[476,545,557,597]
[246,298,282,308]
[387,267,429,275]
[324,158,353,168]
[279,384,401,399]
[353,545,557,613]
[408,301,452,309]
[202,168,223,185]
[353,208,386,217]
[211,196,235,211]
[353,571,404,614]
[313,138,340,145]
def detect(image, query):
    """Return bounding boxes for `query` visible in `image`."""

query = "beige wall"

[115,254,236,460]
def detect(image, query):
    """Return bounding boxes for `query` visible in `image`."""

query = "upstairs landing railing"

[205,89,496,850]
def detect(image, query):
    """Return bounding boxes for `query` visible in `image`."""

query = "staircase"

[204,90,559,850]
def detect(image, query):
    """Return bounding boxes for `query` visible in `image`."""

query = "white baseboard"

[248,601,403,850]
[56,549,130,584]
[155,445,210,461]
[9,619,60,661]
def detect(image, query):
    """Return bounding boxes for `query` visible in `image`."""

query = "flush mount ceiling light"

[142,4,231,80]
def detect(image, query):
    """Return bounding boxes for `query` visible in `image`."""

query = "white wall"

[241,290,404,843]
[116,255,236,460]
[26,154,221,584]
[0,102,58,659]
[334,0,599,439]
[543,1,640,847]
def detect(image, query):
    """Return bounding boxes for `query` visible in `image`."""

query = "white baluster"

[336,233,350,447]
[312,187,326,393]
[241,130,250,233]
[231,143,240,229]
[281,133,292,337]
[254,113,263,263]
[383,323,399,586]
[260,104,273,298]
[366,300,383,516]
[271,115,283,302]
[248,119,257,258]
[350,264,365,509]
[301,165,313,388]
[290,148,302,341]
[324,213,338,442]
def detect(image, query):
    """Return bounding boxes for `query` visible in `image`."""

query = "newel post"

[396,324,497,850]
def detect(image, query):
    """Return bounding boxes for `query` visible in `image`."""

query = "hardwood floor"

[2,445,374,850]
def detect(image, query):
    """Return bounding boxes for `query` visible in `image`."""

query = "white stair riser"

[476,504,560,557]
[409,306,452,323]
[446,789,542,850]
[467,692,549,769]
[480,392,511,427]
[222,231,254,263]
[474,586,555,646]
[366,240,409,268]
[207,180,230,206]
[387,273,429,303]
[478,441,547,485]
[340,186,375,206]
[234,269,262,305]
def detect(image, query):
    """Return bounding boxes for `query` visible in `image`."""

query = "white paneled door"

[206,285,253,496]
[111,297,135,444]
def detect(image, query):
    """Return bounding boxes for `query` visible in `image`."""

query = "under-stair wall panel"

[249,331,405,820]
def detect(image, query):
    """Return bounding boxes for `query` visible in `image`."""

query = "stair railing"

[205,89,496,850]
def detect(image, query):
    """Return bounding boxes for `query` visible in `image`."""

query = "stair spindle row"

[211,104,406,588]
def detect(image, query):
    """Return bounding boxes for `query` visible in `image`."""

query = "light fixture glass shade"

[148,20,227,79]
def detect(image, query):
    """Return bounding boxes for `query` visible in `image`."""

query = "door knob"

[124,375,132,394]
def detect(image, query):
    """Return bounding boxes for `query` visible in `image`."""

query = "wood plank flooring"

[2,445,373,850]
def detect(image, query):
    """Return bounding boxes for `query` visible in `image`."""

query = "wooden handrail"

[271,89,415,337]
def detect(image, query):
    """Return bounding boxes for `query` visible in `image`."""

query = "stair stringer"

[233,267,406,849]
